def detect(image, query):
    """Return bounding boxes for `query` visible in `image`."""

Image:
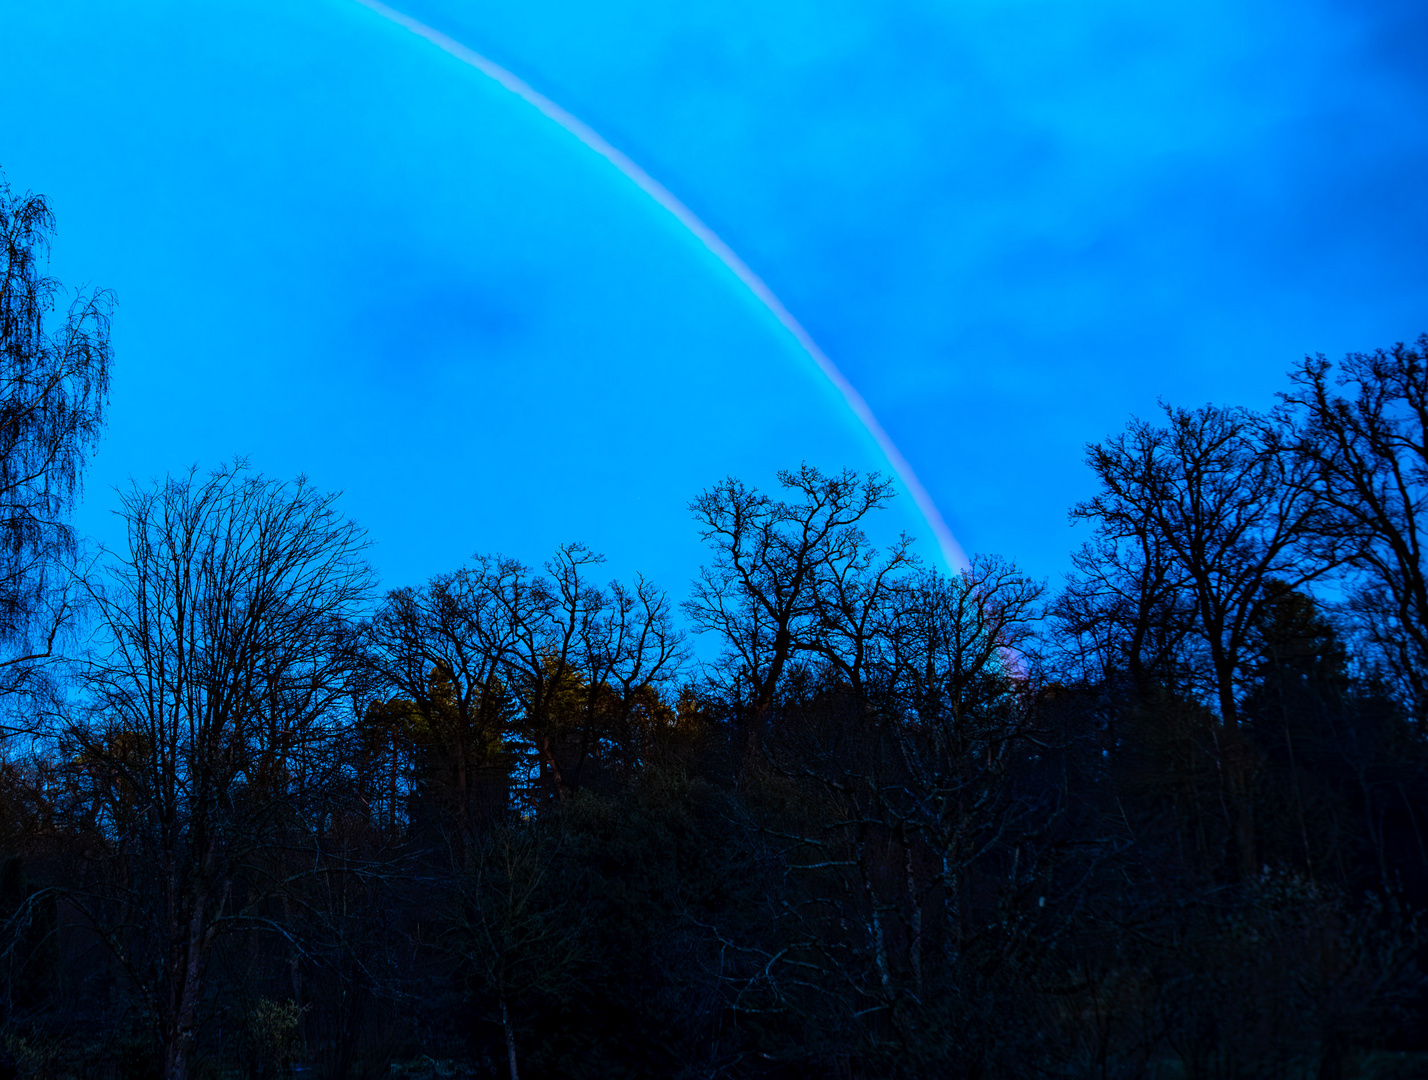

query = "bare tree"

[1281,335,1428,724]
[1051,524,1200,700]
[887,557,1044,725]
[0,174,111,706]
[729,556,1049,1070]
[66,463,373,1080]
[367,544,685,825]
[1074,403,1333,725]
[526,547,683,792]
[365,561,525,852]
[685,465,906,765]
[1071,403,1335,877]
[879,558,1047,977]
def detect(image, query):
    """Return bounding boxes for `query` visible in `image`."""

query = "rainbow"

[351,0,969,571]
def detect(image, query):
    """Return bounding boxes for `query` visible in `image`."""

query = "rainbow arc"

[352,0,969,570]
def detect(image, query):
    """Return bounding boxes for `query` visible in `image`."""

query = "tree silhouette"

[0,172,111,705]
[67,463,372,1080]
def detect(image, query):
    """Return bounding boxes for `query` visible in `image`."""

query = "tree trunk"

[905,834,922,998]
[1216,674,1259,881]
[500,995,519,1080]
[1222,730,1258,881]
[163,902,208,1080]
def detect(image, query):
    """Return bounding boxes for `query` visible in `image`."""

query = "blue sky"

[2,0,1425,598]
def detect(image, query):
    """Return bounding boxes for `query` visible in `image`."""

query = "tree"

[1070,403,1335,878]
[685,465,912,765]
[367,544,685,832]
[1281,335,1428,726]
[885,556,1044,726]
[67,463,373,1080]
[444,822,589,1080]
[501,544,684,805]
[366,564,522,853]
[0,173,112,704]
[1051,516,1199,702]
[719,556,1051,1075]
[1074,403,1332,726]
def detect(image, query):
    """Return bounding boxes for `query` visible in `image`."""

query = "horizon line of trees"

[2,172,1428,1080]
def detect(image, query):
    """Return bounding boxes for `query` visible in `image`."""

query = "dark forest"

[3,178,1427,1080]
